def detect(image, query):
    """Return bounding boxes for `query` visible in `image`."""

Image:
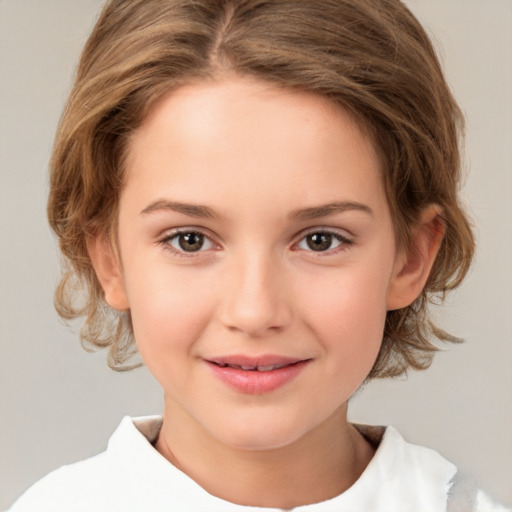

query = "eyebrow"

[290,201,373,220]
[140,199,373,221]
[140,200,217,219]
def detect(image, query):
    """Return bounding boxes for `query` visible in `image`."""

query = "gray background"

[1,0,511,508]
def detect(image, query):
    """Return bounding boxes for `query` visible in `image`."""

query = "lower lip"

[206,361,309,394]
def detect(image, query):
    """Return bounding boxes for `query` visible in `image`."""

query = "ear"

[87,234,130,311]
[386,205,445,311]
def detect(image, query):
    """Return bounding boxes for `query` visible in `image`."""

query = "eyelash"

[158,228,353,257]
[158,229,218,258]
[295,229,353,255]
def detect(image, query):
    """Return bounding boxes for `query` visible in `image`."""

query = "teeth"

[257,364,289,371]
[257,365,277,372]
[215,362,292,371]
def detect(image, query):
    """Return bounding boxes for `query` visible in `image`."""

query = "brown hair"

[49,0,474,377]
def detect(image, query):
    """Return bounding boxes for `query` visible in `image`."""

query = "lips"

[205,355,310,394]
[213,362,290,372]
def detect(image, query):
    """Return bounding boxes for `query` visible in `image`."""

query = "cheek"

[299,263,391,373]
[122,262,215,367]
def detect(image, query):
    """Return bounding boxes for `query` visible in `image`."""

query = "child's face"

[108,77,405,450]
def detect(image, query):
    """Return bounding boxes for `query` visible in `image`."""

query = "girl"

[7,0,509,510]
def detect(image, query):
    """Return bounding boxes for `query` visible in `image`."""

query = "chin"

[210,416,311,452]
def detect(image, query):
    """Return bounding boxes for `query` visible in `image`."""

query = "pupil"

[179,232,204,252]
[307,233,332,251]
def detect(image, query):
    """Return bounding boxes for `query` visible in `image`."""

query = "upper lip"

[205,354,309,370]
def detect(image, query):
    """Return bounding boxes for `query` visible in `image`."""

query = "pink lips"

[205,355,310,394]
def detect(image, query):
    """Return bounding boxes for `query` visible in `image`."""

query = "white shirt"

[8,416,508,511]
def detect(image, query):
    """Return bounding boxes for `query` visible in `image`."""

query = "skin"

[89,76,443,508]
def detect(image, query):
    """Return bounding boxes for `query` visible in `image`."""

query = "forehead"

[123,77,387,219]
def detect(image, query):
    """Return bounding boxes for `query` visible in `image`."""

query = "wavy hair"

[48,0,474,376]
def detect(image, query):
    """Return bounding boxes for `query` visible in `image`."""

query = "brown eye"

[166,231,214,253]
[179,232,204,252]
[306,233,333,251]
[297,231,347,252]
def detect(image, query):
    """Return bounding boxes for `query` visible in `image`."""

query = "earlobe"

[386,205,445,311]
[87,234,130,311]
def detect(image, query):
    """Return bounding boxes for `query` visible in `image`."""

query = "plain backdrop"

[1,0,511,509]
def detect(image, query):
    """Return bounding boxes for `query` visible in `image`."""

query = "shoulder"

[342,425,510,512]
[7,451,121,512]
[355,425,458,509]
[8,416,163,512]
[448,470,511,512]
[385,426,509,511]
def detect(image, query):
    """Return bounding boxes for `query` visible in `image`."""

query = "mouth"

[204,355,311,394]
[209,361,298,372]
[206,355,308,371]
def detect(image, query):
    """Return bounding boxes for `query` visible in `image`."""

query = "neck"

[155,399,375,509]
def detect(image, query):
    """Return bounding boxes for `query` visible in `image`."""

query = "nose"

[218,250,292,338]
